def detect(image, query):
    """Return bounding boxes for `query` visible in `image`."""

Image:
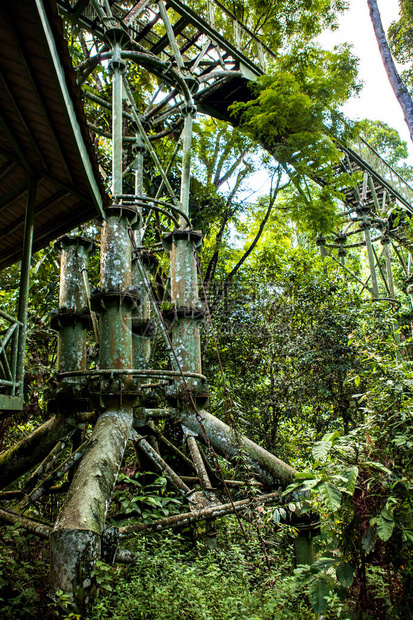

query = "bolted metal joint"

[358,218,371,231]
[135,251,158,272]
[132,140,146,156]
[162,305,205,323]
[162,229,203,252]
[181,102,197,119]
[50,309,91,331]
[104,27,130,53]
[104,204,141,229]
[131,318,157,337]
[165,380,210,409]
[108,57,127,75]
[91,289,140,313]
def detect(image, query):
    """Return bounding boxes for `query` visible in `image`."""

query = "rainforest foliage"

[1,0,413,619]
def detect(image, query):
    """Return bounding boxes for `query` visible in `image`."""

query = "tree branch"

[367,0,413,141]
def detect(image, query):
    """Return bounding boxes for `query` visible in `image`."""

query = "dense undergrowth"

[1,248,413,619]
[0,516,327,620]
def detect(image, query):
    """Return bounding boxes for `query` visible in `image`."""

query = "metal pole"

[180,105,196,224]
[157,0,185,71]
[16,176,37,396]
[382,237,396,299]
[55,238,93,376]
[382,237,401,349]
[186,434,213,490]
[364,226,379,299]
[111,43,123,197]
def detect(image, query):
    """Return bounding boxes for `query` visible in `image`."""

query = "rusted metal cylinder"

[164,230,204,394]
[99,300,133,371]
[169,237,198,307]
[172,319,202,375]
[57,323,88,376]
[55,237,94,376]
[96,208,138,374]
[59,237,91,312]
[131,253,157,370]
[100,213,131,292]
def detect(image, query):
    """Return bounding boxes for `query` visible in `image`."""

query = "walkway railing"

[0,309,22,398]
[349,136,413,206]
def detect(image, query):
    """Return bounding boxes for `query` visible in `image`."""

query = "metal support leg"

[294,526,316,566]
[382,237,396,300]
[382,237,401,349]
[50,41,137,608]
[179,105,196,224]
[16,177,36,397]
[364,226,379,299]
[52,237,94,416]
[185,431,213,490]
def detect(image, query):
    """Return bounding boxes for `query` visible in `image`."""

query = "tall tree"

[367,0,413,141]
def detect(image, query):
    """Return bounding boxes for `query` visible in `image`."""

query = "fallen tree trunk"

[0,507,51,539]
[119,491,280,537]
[177,409,296,486]
[0,415,73,491]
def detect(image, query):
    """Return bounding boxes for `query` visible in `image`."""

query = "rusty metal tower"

[0,0,313,608]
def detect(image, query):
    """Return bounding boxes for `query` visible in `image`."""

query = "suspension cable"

[195,250,272,565]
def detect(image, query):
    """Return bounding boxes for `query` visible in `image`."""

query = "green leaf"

[282,481,305,496]
[311,557,336,572]
[402,530,413,544]
[374,513,394,542]
[303,478,322,490]
[319,482,342,512]
[321,430,340,443]
[343,466,358,494]
[362,526,376,554]
[273,509,281,525]
[295,472,316,479]
[336,562,354,588]
[312,440,332,460]
[308,576,331,613]
[363,461,393,476]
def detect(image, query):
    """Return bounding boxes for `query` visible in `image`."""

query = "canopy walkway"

[0,0,412,610]
[59,0,413,298]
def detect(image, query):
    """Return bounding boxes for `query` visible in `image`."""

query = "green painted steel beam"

[35,0,105,219]
[150,16,189,56]
[341,144,413,213]
[166,0,262,78]
[16,177,37,397]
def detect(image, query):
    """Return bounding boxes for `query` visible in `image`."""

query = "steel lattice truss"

[59,0,413,305]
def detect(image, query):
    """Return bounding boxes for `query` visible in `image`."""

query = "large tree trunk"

[177,409,296,486]
[0,415,72,491]
[367,0,413,141]
[49,406,134,608]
